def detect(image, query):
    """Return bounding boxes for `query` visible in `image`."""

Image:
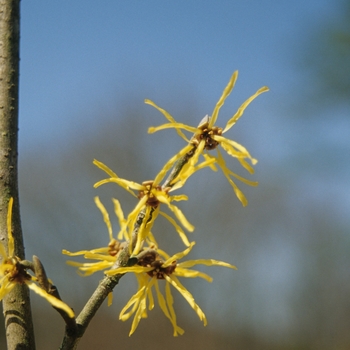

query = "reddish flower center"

[137,251,177,279]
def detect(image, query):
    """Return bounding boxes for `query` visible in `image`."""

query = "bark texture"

[0,1,36,348]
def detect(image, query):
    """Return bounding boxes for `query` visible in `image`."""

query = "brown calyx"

[5,257,32,284]
[137,250,177,279]
[137,181,171,208]
[108,239,123,257]
[191,125,223,151]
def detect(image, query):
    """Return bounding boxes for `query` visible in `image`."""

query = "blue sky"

[19,0,339,152]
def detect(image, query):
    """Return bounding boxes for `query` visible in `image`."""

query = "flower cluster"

[64,71,268,335]
[0,198,74,318]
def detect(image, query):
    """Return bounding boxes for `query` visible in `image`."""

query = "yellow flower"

[146,71,269,206]
[93,159,195,255]
[0,198,74,318]
[105,242,236,336]
[63,196,125,275]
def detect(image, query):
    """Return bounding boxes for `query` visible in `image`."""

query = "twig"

[32,255,77,332]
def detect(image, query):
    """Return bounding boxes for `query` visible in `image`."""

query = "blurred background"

[1,1,350,349]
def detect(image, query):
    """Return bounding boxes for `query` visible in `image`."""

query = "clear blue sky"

[19,0,339,152]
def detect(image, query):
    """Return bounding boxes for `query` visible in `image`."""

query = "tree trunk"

[0,1,36,348]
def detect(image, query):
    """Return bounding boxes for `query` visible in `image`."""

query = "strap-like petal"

[145,99,189,142]
[158,211,191,247]
[165,275,207,326]
[153,144,194,185]
[93,159,118,178]
[94,196,113,241]
[178,259,237,270]
[210,71,238,128]
[162,242,195,267]
[7,198,14,256]
[27,281,74,318]
[149,122,197,140]
[223,86,269,133]
[174,268,213,282]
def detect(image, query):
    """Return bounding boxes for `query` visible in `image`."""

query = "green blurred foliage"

[302,0,350,109]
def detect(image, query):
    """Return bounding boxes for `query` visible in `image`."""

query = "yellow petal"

[120,284,146,321]
[83,252,116,262]
[7,197,14,257]
[62,247,110,256]
[165,281,185,336]
[111,198,128,240]
[174,268,213,282]
[153,143,194,185]
[27,281,74,318]
[210,71,238,128]
[94,196,113,242]
[167,203,194,232]
[132,205,154,256]
[93,159,119,178]
[146,281,155,311]
[201,153,219,171]
[154,281,176,335]
[171,153,217,190]
[178,259,237,270]
[93,178,140,197]
[129,295,146,336]
[0,277,16,300]
[107,292,113,306]
[216,149,248,206]
[236,157,256,174]
[128,278,155,336]
[189,139,205,168]
[158,211,191,247]
[149,122,198,136]
[145,231,158,247]
[67,260,114,276]
[123,196,148,245]
[165,275,207,326]
[222,171,248,206]
[228,171,258,187]
[106,265,153,276]
[214,135,255,162]
[169,194,189,202]
[62,249,92,256]
[223,86,269,133]
[162,242,195,267]
[145,99,189,142]
[156,247,171,261]
[112,198,126,228]
[195,156,217,172]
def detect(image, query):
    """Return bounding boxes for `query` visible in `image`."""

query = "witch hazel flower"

[146,71,269,206]
[63,196,127,276]
[93,158,196,255]
[105,242,236,336]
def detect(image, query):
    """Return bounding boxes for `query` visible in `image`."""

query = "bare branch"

[0,1,36,348]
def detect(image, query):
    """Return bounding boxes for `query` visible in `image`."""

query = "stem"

[163,145,195,188]
[59,275,122,350]
[0,1,36,349]
[32,256,77,331]
[59,218,140,349]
